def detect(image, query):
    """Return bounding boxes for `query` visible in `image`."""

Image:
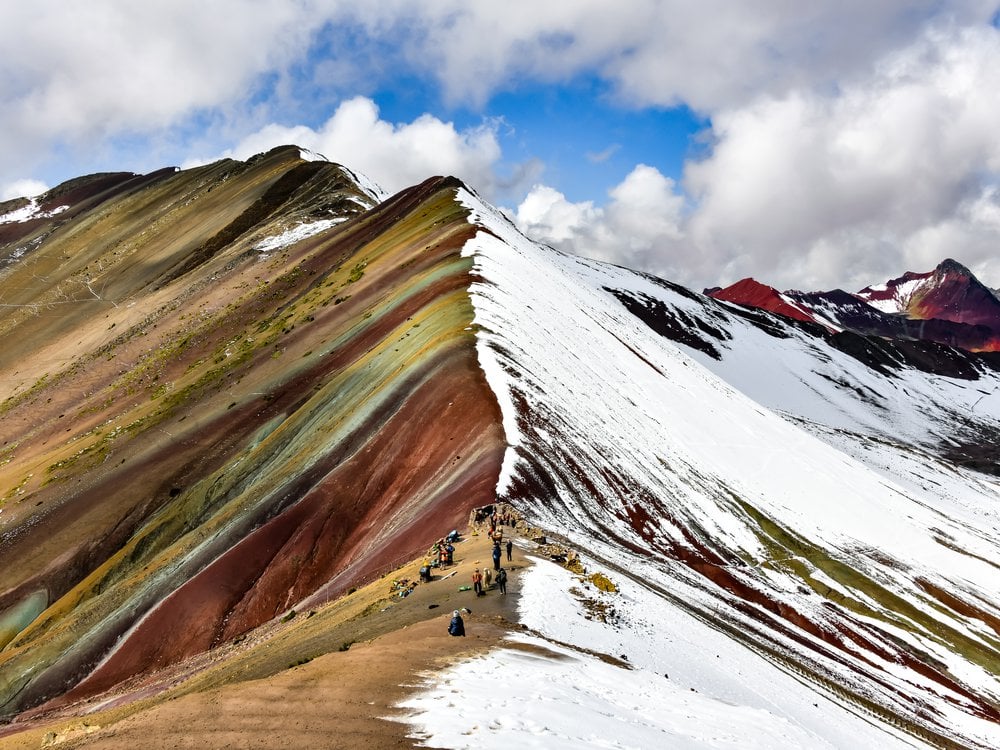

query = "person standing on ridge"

[497,567,507,595]
[492,543,502,572]
[472,568,483,596]
[448,610,465,636]
[506,539,513,562]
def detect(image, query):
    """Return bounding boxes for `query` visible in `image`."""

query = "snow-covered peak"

[293,147,387,205]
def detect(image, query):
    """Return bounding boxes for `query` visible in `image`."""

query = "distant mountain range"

[1,148,999,748]
[707,258,1000,352]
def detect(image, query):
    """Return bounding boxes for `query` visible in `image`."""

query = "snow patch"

[252,219,344,255]
[0,200,69,224]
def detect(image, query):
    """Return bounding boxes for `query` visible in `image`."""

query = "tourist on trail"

[497,567,507,595]
[492,544,502,571]
[448,610,465,636]
[506,539,513,561]
[445,543,454,565]
[472,568,483,596]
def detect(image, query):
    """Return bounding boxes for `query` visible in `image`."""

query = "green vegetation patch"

[735,496,1000,674]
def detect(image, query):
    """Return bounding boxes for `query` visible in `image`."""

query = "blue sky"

[2,2,1000,291]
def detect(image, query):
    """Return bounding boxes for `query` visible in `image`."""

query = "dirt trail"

[0,521,532,750]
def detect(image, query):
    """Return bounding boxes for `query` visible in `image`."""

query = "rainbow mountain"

[1,147,999,748]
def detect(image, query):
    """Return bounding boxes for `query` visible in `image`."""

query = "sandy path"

[61,617,509,750]
[2,525,531,749]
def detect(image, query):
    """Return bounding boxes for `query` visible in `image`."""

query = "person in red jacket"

[472,568,483,596]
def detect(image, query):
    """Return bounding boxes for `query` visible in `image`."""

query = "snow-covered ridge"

[454,186,1000,748]
[294,147,387,204]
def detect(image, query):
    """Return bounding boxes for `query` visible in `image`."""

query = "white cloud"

[512,24,1000,292]
[0,0,324,177]
[515,165,685,276]
[683,24,1000,290]
[208,97,515,199]
[1,179,48,202]
[342,1,995,110]
[4,3,1000,291]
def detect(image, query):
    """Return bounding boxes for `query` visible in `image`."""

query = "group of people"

[431,533,458,566]
[421,531,460,582]
[448,506,522,636]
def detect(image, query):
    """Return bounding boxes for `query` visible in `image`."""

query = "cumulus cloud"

[343,1,994,110]
[1,179,48,202]
[4,2,991,172]
[511,23,1000,292]
[0,0,324,179]
[684,24,1000,290]
[4,2,1000,290]
[209,96,518,198]
[515,165,685,276]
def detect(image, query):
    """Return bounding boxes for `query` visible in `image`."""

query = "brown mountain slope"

[0,149,505,719]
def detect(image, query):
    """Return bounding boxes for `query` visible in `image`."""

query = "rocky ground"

[0,518,532,749]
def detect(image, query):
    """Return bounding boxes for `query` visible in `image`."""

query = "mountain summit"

[857,258,1000,329]
[2,149,999,748]
[710,258,1000,352]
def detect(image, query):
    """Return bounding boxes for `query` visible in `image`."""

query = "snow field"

[396,554,924,749]
[451,185,1000,747]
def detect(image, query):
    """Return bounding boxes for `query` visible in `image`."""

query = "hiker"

[445,543,454,565]
[483,567,493,589]
[506,539,513,561]
[472,568,483,596]
[497,567,507,595]
[448,610,465,636]
[419,564,432,582]
[492,543,502,571]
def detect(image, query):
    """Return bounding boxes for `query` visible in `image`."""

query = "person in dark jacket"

[492,544,502,571]
[497,567,507,595]
[448,610,465,636]
[505,539,513,561]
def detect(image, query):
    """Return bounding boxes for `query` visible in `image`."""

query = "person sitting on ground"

[448,610,465,636]
[419,564,432,582]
